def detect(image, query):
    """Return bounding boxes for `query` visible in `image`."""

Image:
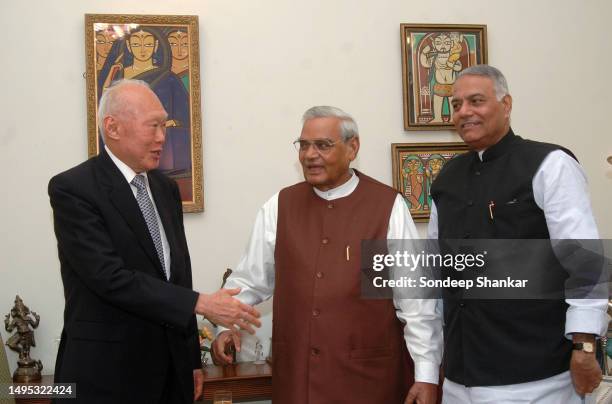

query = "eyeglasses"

[293,139,339,153]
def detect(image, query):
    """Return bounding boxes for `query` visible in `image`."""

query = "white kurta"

[225,170,444,384]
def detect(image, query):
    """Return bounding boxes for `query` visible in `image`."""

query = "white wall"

[1,0,611,389]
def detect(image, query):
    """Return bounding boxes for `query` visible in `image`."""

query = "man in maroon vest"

[212,106,442,403]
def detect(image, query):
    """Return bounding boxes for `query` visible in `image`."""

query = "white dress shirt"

[105,146,171,278]
[429,149,608,402]
[225,170,443,384]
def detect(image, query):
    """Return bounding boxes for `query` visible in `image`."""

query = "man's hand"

[212,330,242,365]
[404,381,437,404]
[570,350,602,396]
[193,368,203,401]
[571,333,602,396]
[195,288,261,333]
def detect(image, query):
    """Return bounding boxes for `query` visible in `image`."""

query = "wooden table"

[201,362,272,403]
[12,364,273,403]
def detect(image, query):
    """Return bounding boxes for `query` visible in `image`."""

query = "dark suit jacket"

[48,150,200,404]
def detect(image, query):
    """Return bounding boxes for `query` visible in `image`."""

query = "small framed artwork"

[400,23,487,131]
[392,142,470,222]
[85,14,203,212]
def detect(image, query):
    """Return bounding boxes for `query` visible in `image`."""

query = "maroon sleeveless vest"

[272,171,414,403]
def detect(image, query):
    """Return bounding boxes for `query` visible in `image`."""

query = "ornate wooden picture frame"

[400,24,487,131]
[85,14,203,212]
[392,142,470,222]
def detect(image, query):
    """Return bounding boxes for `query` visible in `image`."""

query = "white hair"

[457,65,509,100]
[302,106,359,141]
[97,79,151,140]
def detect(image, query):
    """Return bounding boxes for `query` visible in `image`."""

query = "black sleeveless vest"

[430,130,576,386]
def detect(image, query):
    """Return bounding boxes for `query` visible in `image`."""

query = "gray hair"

[457,65,509,100]
[97,79,151,140]
[302,106,359,141]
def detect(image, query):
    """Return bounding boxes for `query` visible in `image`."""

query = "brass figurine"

[4,295,42,382]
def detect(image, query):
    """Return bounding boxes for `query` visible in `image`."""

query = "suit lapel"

[96,151,166,279]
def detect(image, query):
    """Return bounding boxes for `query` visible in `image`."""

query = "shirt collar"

[105,145,148,185]
[312,169,358,201]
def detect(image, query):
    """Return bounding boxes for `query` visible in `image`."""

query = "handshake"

[194,288,260,365]
[195,287,261,334]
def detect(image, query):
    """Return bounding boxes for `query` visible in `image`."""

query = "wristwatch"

[572,342,595,353]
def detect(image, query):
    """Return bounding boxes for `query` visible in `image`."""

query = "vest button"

[459,302,466,308]
[316,271,324,279]
[322,238,329,245]
[327,203,334,209]
[475,171,481,176]
[312,309,320,317]
[467,200,474,206]
[311,347,320,356]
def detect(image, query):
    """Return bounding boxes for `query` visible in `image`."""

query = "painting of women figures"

[392,143,469,221]
[86,15,203,212]
[401,24,487,130]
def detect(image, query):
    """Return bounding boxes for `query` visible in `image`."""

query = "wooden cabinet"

[201,362,272,403]
[12,364,273,403]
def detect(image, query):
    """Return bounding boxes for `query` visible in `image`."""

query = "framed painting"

[400,24,487,131]
[85,14,203,212]
[392,142,470,222]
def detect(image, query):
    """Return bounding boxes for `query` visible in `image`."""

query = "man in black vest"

[429,65,607,403]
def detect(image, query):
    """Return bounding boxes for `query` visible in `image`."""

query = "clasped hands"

[195,288,261,334]
[196,288,257,366]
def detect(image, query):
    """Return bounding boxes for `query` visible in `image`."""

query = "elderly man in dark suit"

[48,79,260,404]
